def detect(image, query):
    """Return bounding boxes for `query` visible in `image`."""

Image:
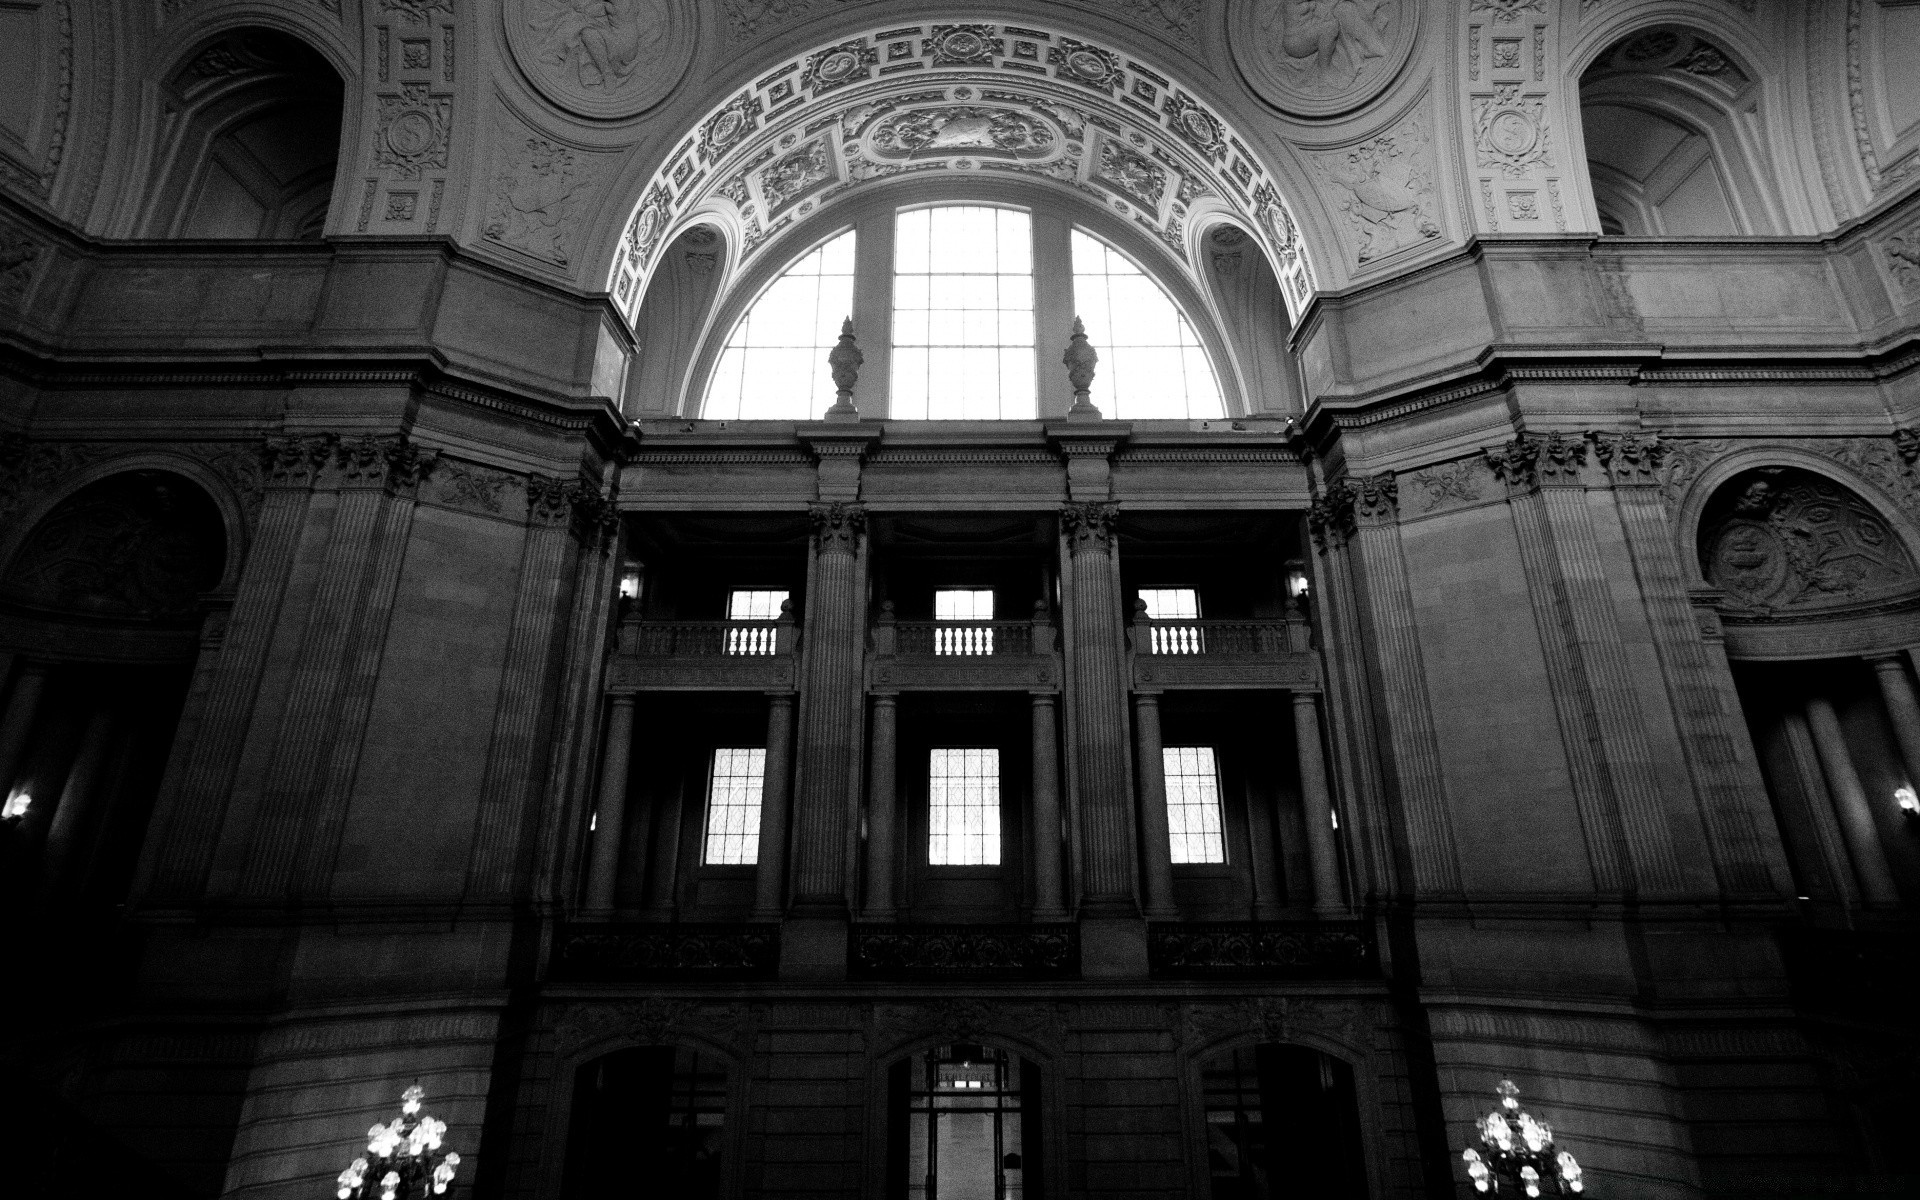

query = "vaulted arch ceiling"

[605,20,1316,329]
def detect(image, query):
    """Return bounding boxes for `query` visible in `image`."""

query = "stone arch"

[1184,1037,1372,1199]
[1562,14,1825,236]
[551,1038,743,1200]
[866,1034,1055,1200]
[626,220,732,417]
[603,20,1320,331]
[133,26,346,239]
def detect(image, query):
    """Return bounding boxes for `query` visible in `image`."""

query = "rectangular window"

[934,587,994,655]
[702,747,766,865]
[1163,746,1226,864]
[726,588,788,655]
[1139,587,1204,655]
[928,747,1001,865]
[890,206,1038,421]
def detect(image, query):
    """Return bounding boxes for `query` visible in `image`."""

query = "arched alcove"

[141,28,344,239]
[1195,220,1300,415]
[0,470,226,916]
[882,1041,1043,1200]
[627,222,729,417]
[1578,26,1779,236]
[561,1045,730,1200]
[1697,467,1920,914]
[1194,1042,1367,1198]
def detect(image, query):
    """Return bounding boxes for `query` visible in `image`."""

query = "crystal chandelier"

[336,1085,462,1200]
[1460,1080,1585,1195]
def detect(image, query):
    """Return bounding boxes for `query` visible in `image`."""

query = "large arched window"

[687,199,1230,422]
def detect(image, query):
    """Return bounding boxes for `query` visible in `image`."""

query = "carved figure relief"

[1700,469,1917,615]
[870,106,1056,160]
[507,0,691,118]
[1880,228,1920,302]
[483,137,587,266]
[1312,110,1441,265]
[373,84,451,180]
[1231,0,1417,118]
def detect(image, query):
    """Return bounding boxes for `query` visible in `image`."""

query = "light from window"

[726,588,788,654]
[934,587,994,655]
[928,747,1001,865]
[702,230,855,420]
[1164,746,1226,864]
[1071,229,1224,420]
[702,747,766,865]
[1139,587,1204,654]
[891,207,1037,420]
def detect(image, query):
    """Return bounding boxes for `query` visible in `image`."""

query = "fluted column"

[1594,433,1785,896]
[1132,692,1176,919]
[1868,655,1920,786]
[465,476,594,898]
[1341,474,1464,895]
[0,659,51,799]
[1060,501,1138,914]
[863,693,898,919]
[752,691,795,920]
[583,695,636,913]
[39,707,117,897]
[139,435,327,900]
[1029,692,1066,921]
[788,501,867,912]
[643,779,685,919]
[1803,695,1899,905]
[1292,692,1348,916]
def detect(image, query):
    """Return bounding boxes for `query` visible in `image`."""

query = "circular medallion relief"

[1230,0,1418,119]
[505,0,694,120]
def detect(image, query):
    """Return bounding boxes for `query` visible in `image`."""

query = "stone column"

[140,436,331,902]
[1803,695,1899,905]
[783,501,867,977]
[643,781,685,919]
[40,707,117,895]
[1132,692,1176,919]
[583,695,636,914]
[1292,692,1348,917]
[1341,474,1464,895]
[1029,692,1066,921]
[1868,655,1920,786]
[0,660,51,798]
[1243,783,1286,921]
[752,691,795,921]
[863,693,898,919]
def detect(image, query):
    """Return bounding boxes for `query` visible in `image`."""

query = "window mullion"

[851,211,896,418]
[1030,212,1076,421]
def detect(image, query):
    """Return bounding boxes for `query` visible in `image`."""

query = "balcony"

[868,605,1061,692]
[606,614,799,692]
[1128,611,1319,690]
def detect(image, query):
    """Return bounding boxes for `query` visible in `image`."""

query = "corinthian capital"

[1352,472,1398,524]
[810,501,867,553]
[1589,431,1666,485]
[1060,501,1119,553]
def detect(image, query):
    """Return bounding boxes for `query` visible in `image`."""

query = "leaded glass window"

[928,747,1001,865]
[702,229,855,420]
[1163,745,1226,864]
[702,747,765,865]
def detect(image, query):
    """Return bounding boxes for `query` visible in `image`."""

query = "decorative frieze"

[1146,921,1379,980]
[550,922,780,981]
[850,924,1078,980]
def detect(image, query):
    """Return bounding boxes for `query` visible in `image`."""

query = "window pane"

[890,207,1037,420]
[935,589,994,620]
[1070,228,1224,420]
[1138,588,1200,619]
[1163,746,1226,864]
[929,748,1001,865]
[703,747,766,865]
[701,229,856,420]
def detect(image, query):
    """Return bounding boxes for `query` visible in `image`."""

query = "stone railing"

[1129,616,1310,657]
[882,620,1040,657]
[849,923,1079,980]
[617,617,797,657]
[1145,920,1377,980]
[549,922,780,981]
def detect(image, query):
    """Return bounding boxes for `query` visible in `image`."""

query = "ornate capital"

[1060,500,1119,553]
[1307,479,1356,551]
[810,500,867,553]
[526,473,572,525]
[567,481,621,550]
[1590,431,1665,485]
[1484,436,1540,489]
[1352,472,1398,524]
[385,438,440,493]
[337,434,398,485]
[1539,432,1589,482]
[260,434,336,488]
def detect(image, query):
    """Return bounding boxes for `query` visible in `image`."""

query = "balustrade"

[619,618,796,657]
[1130,616,1309,657]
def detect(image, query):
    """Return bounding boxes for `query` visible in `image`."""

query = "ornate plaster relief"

[504,0,694,119]
[1229,0,1419,119]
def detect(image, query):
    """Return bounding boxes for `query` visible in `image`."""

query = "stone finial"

[825,316,862,420]
[1063,316,1102,420]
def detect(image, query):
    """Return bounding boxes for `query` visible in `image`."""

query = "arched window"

[700,229,856,420]
[685,200,1235,421]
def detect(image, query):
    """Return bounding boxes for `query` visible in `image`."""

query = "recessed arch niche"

[141,28,345,239]
[605,21,1318,334]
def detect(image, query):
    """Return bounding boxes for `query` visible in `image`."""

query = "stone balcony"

[1127,612,1320,691]
[868,606,1062,692]
[605,615,799,692]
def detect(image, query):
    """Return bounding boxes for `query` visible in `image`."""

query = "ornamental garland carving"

[610,21,1316,327]
[483,137,589,267]
[1231,0,1417,120]
[1472,83,1553,178]
[505,0,693,119]
[373,83,451,180]
[1700,470,1917,615]
[1312,109,1440,266]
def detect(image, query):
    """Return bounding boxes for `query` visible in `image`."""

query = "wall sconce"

[1896,785,1918,819]
[1,790,30,820]
[1461,1079,1584,1195]
[1286,566,1310,599]
[336,1086,461,1200]
[618,568,642,600]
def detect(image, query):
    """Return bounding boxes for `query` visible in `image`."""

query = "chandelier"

[1460,1080,1585,1195]
[336,1085,461,1200]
